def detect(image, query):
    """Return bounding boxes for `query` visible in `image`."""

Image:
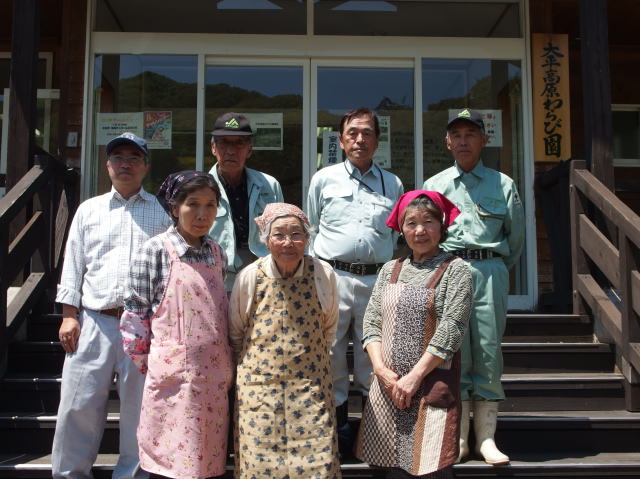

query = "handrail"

[0,151,78,375]
[570,160,640,411]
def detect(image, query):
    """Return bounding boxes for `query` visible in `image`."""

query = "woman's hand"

[374,365,399,397]
[391,371,422,409]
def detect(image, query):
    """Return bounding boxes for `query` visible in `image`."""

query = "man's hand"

[59,306,81,353]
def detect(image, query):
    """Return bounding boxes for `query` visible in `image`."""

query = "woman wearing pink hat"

[355,191,472,479]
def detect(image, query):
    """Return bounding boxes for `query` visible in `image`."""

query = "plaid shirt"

[56,187,172,311]
[123,226,227,317]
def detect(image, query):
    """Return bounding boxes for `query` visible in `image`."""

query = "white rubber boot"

[457,401,472,462]
[473,401,509,465]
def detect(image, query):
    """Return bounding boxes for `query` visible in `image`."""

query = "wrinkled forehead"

[108,144,145,156]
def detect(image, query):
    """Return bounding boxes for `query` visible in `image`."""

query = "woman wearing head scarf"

[355,191,473,479]
[120,171,233,479]
[229,203,341,479]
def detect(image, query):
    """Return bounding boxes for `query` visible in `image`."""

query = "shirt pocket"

[474,199,507,243]
[321,185,353,226]
[370,195,395,234]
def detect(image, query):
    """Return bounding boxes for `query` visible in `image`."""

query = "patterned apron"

[356,257,460,477]
[138,237,233,479]
[235,256,341,479]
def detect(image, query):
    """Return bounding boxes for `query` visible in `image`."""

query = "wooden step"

[1,452,640,478]
[2,371,625,414]
[1,410,638,456]
[504,314,593,342]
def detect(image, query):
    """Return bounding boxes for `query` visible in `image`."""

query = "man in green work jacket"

[424,108,525,466]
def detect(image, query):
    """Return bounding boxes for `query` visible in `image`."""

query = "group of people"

[52,107,524,479]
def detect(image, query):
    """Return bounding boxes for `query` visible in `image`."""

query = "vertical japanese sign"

[532,33,572,162]
[322,131,342,168]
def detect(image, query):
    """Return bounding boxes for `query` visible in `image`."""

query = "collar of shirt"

[344,158,382,181]
[217,167,247,191]
[264,254,306,278]
[109,186,154,203]
[166,225,215,261]
[452,158,487,180]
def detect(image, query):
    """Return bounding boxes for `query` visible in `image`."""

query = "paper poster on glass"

[144,111,172,149]
[448,109,502,147]
[373,115,391,168]
[243,113,283,150]
[322,130,342,168]
[96,112,143,145]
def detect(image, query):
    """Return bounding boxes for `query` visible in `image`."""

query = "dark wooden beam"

[6,0,40,192]
[579,0,614,191]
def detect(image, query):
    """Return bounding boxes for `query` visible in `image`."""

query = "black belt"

[98,307,124,319]
[320,258,384,276]
[450,249,499,260]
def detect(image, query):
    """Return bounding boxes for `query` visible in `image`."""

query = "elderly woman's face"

[266,216,307,270]
[171,187,218,245]
[402,207,442,260]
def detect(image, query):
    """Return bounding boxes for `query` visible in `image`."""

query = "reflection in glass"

[205,65,303,206]
[421,58,525,294]
[92,54,198,194]
[315,1,520,37]
[317,67,415,191]
[94,0,306,34]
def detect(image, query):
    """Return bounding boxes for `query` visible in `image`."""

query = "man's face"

[106,145,148,191]
[445,121,489,172]
[339,115,379,166]
[211,135,253,179]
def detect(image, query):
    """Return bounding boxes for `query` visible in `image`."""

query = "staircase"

[1,312,639,479]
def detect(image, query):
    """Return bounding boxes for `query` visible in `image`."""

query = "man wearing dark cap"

[424,108,525,466]
[208,112,283,290]
[52,132,171,479]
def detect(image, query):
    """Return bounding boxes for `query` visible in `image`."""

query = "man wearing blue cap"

[52,132,172,479]
[424,109,525,466]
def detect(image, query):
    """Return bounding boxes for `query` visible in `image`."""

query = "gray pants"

[52,309,148,479]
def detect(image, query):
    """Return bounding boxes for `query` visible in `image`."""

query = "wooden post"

[579,0,615,191]
[619,230,640,411]
[6,0,40,192]
[570,160,590,317]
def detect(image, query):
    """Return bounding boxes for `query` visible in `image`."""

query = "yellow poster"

[532,33,572,162]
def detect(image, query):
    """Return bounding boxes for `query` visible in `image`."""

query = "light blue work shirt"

[307,160,403,264]
[208,165,283,274]
[423,159,525,269]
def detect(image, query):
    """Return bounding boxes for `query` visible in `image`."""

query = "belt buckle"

[349,263,365,275]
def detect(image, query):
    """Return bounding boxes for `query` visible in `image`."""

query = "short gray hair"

[258,215,316,245]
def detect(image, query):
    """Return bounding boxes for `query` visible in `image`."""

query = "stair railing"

[0,150,78,375]
[570,160,640,411]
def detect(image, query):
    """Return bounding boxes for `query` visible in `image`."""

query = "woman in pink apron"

[121,171,233,479]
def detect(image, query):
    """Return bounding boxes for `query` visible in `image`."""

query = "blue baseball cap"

[106,132,148,156]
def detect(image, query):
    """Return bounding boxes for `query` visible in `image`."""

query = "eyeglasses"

[269,232,306,244]
[109,155,146,166]
[215,138,251,150]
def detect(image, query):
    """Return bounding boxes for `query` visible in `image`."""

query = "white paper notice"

[322,130,342,168]
[96,112,143,145]
[243,112,283,150]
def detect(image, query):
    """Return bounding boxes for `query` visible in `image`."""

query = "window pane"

[613,110,640,160]
[205,65,304,206]
[317,67,415,191]
[95,0,306,34]
[315,1,520,38]
[92,54,198,194]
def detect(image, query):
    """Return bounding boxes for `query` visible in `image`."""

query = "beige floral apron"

[235,256,341,479]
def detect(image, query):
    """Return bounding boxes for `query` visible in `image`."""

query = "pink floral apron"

[138,237,233,479]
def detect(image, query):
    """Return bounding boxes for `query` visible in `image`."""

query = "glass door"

[204,60,306,207]
[312,61,416,192]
